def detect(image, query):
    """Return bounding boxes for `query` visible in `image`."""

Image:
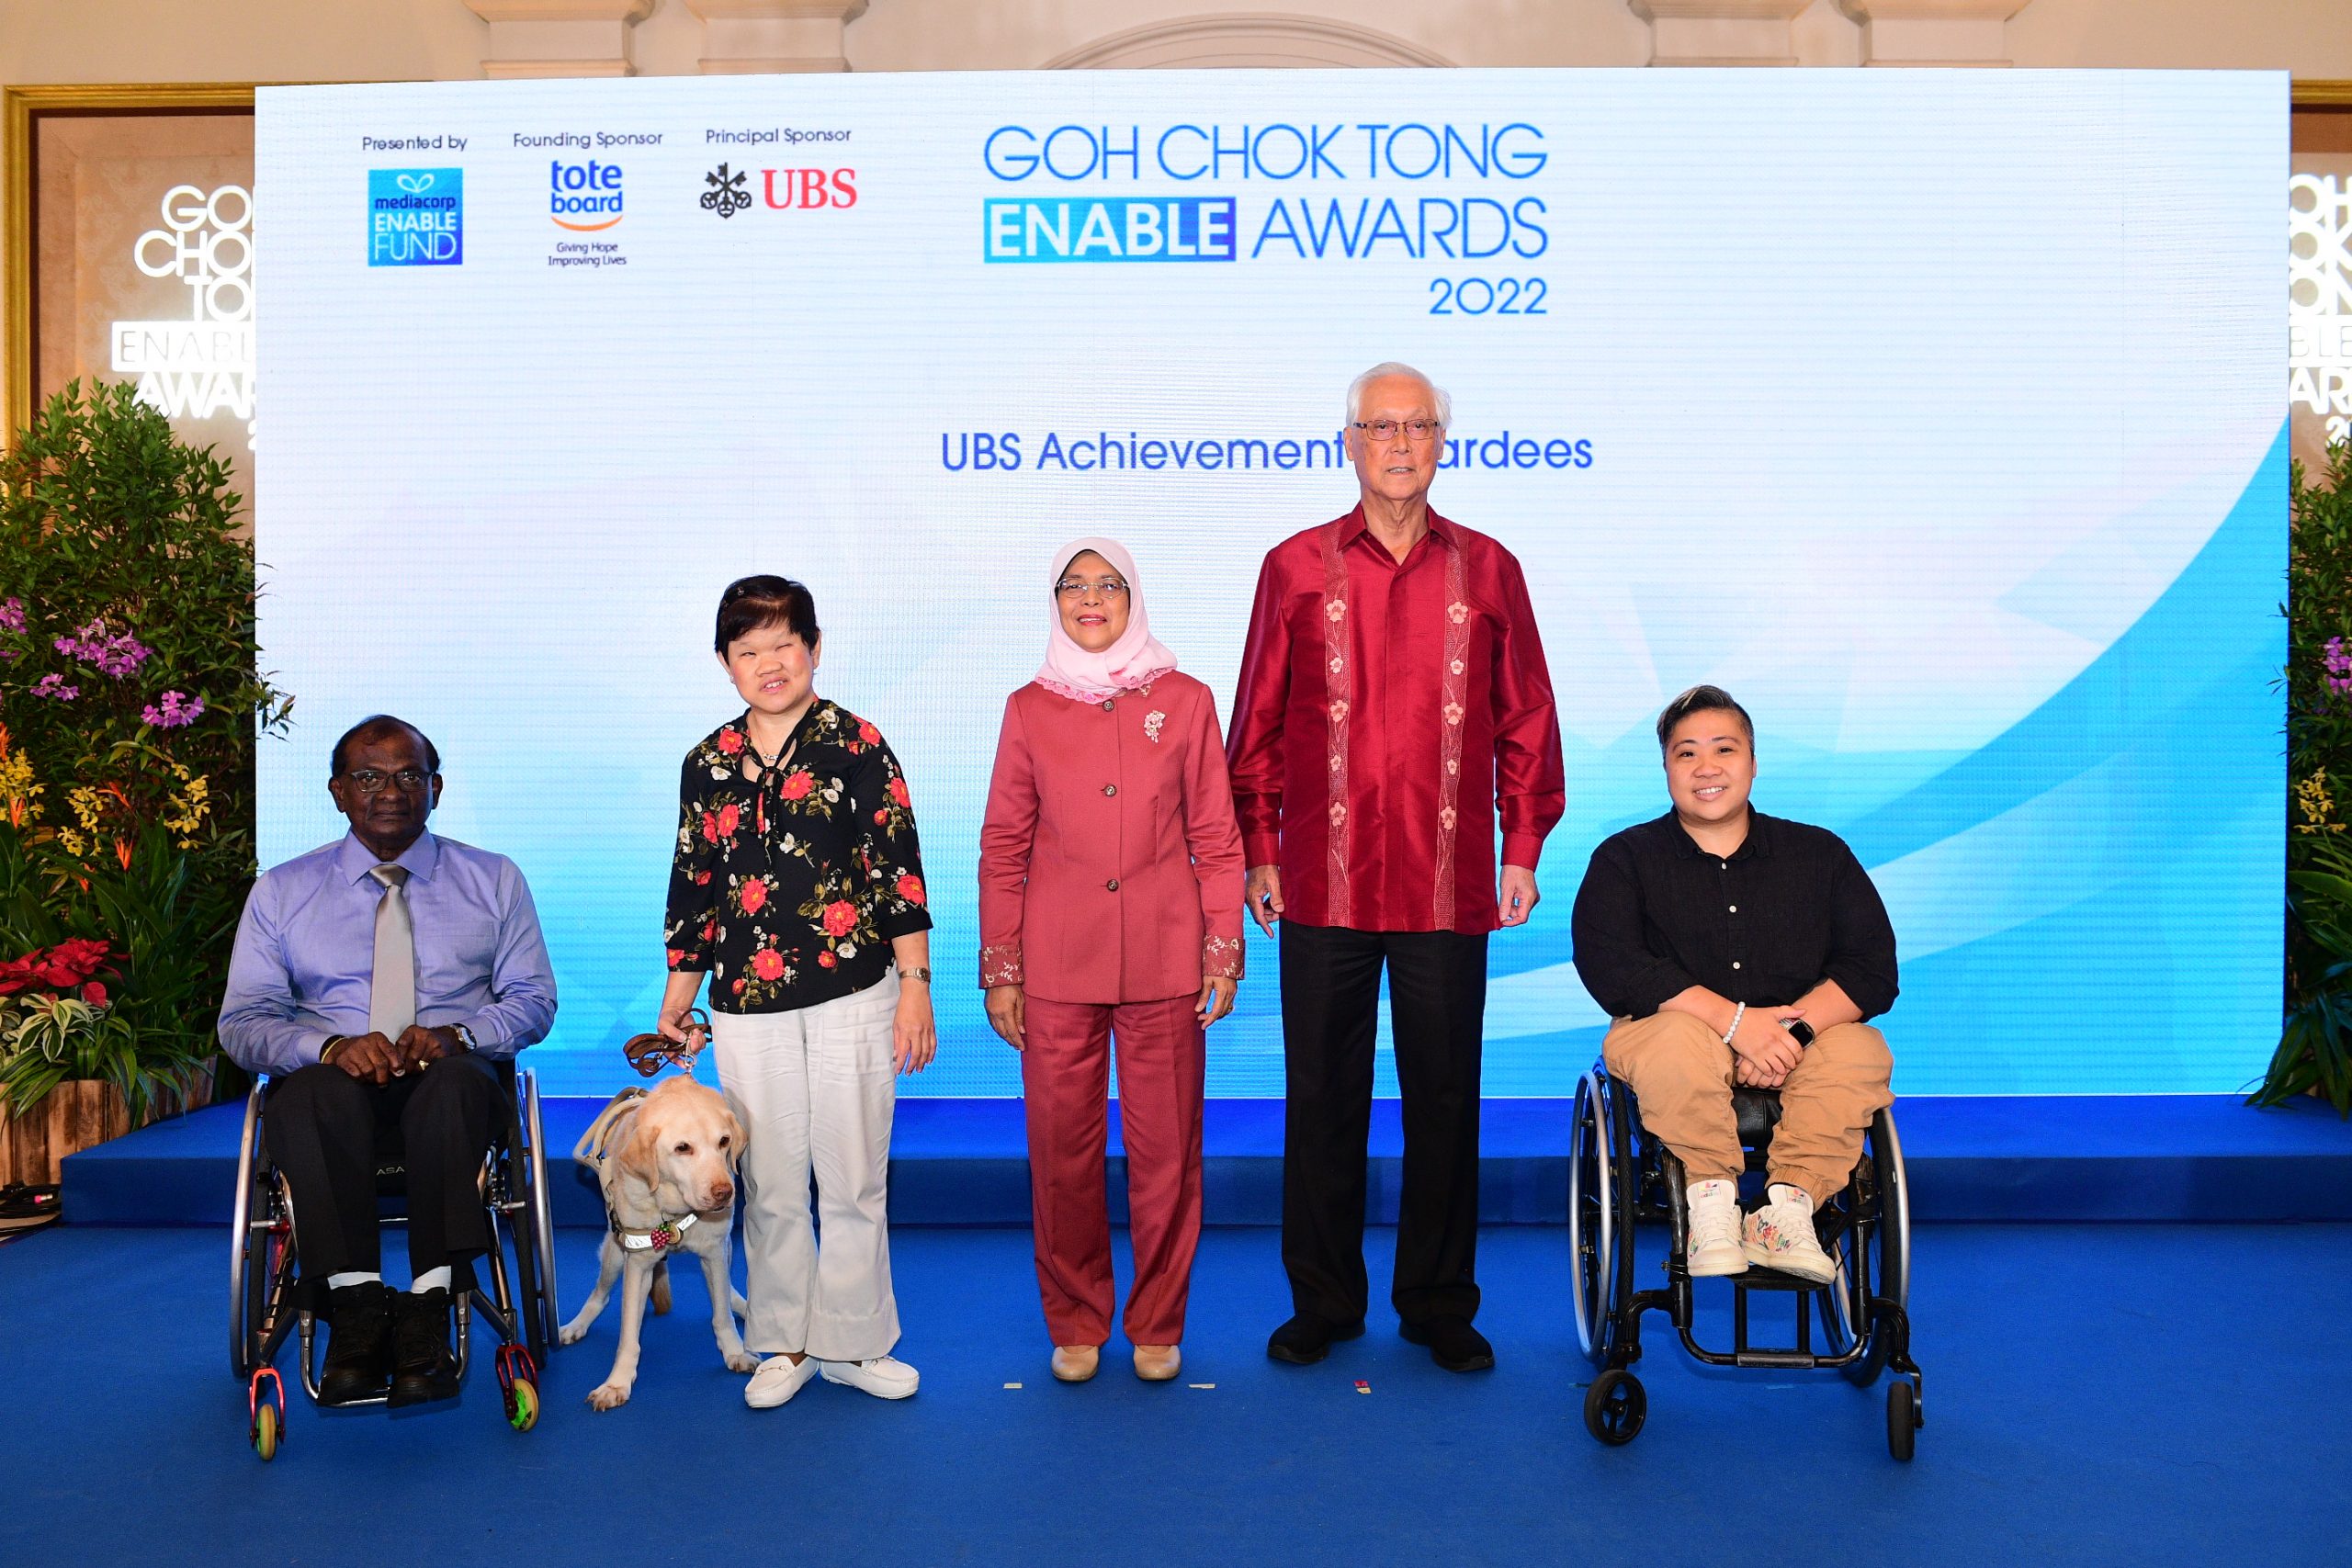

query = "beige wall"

[0,0,2344,82]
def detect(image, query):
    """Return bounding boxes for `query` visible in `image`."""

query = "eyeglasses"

[344,768,430,795]
[1054,580,1130,600]
[1351,419,1444,443]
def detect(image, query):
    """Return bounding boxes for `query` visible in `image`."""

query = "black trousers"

[263,1053,503,1280]
[1279,920,1488,1327]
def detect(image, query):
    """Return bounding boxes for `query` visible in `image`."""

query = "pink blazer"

[978,672,1246,1005]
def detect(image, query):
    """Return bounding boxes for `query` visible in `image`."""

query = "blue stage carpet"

[3,1222,2346,1568]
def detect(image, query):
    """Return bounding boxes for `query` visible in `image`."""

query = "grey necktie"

[368,863,416,1039]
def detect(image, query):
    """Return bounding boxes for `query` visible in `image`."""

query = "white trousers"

[710,972,901,1362]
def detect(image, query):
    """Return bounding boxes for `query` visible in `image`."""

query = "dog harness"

[581,1086,710,1251]
[613,1213,699,1252]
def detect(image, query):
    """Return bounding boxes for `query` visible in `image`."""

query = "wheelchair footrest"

[1730,1349,1822,1370]
[1729,1267,1827,1292]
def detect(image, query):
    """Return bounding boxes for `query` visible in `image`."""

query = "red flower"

[873,810,888,825]
[700,811,721,844]
[740,878,768,914]
[695,871,713,886]
[822,900,858,937]
[665,947,686,967]
[887,776,910,808]
[717,728,745,755]
[896,874,926,906]
[732,978,746,995]
[715,802,741,838]
[80,981,107,1007]
[858,719,881,746]
[700,921,717,942]
[751,947,786,982]
[779,771,815,801]
[818,951,837,968]
[46,938,111,985]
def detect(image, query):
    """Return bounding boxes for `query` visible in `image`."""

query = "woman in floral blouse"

[978,537,1245,1385]
[657,574,934,1410]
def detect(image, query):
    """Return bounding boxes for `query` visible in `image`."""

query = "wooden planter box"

[0,1066,214,1186]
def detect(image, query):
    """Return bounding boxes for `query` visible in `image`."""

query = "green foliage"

[0,380,291,1119]
[2260,442,2352,1113]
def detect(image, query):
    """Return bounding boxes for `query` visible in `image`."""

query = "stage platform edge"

[55,1093,2352,1228]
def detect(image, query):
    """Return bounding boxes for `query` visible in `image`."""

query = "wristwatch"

[902,966,932,984]
[452,1022,480,1053]
[1785,1020,1815,1048]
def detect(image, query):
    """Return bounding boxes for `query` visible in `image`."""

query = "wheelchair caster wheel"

[1583,1369,1646,1446]
[247,1367,286,1461]
[1886,1380,1919,1461]
[505,1378,539,1432]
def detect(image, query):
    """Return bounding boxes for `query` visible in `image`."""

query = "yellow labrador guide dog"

[560,1077,759,1409]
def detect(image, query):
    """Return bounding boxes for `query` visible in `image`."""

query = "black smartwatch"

[1785,1020,1815,1048]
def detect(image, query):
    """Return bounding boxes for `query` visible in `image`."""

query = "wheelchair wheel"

[1567,1072,1618,1365]
[1825,1107,1910,1387]
[252,1401,279,1462]
[230,1088,296,1379]
[1583,1369,1646,1446]
[1886,1379,1918,1461]
[499,1080,550,1368]
[523,1069,561,1351]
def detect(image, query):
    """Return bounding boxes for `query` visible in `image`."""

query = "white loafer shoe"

[821,1354,920,1400]
[744,1354,819,1409]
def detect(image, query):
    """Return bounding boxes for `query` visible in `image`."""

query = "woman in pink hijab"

[978,537,1246,1384]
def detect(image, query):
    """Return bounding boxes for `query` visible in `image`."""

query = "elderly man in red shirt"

[1229,362,1566,1373]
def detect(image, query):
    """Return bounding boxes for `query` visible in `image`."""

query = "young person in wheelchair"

[1569,686,1895,1284]
[218,716,558,1406]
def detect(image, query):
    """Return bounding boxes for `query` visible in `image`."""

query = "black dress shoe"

[388,1286,461,1408]
[1266,1313,1366,1366]
[1400,1314,1495,1372]
[320,1280,396,1405]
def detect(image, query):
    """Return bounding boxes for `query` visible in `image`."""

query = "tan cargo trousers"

[1601,1010,1894,1202]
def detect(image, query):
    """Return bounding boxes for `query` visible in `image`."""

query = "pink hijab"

[1035,536,1179,702]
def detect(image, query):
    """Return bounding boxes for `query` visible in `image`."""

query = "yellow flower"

[59,827,86,858]
[66,785,105,834]
[2294,769,2344,835]
[162,764,211,848]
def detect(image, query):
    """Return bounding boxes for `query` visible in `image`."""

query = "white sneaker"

[1744,1184,1838,1283]
[821,1354,920,1400]
[744,1353,820,1409]
[1686,1179,1748,1277]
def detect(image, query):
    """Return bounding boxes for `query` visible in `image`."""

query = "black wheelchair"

[1568,1066,1924,1460]
[228,1061,562,1459]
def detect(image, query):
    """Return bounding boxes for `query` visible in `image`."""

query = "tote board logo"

[550,159,625,231]
[368,168,463,266]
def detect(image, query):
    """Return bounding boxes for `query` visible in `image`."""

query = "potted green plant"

[2256,439,2352,1114]
[0,380,291,1181]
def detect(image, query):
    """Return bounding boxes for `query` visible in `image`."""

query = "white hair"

[1346,362,1452,429]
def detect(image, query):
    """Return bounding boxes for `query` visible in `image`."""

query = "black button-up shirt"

[1570,809,1898,1021]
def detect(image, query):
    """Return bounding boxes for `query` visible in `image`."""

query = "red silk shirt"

[1227,507,1566,935]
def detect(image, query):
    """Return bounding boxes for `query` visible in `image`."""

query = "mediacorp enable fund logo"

[368,168,463,266]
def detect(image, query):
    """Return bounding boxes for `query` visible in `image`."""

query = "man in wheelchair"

[1569,685,1895,1285]
[218,716,557,1406]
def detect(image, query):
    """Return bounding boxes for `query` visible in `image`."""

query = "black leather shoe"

[320,1280,396,1404]
[388,1286,461,1408]
[1266,1313,1366,1366]
[1400,1314,1495,1372]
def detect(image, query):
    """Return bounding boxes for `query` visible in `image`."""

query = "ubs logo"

[550,159,625,231]
[700,162,858,218]
[701,164,752,220]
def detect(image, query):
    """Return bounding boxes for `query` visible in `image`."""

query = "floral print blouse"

[665,701,933,1013]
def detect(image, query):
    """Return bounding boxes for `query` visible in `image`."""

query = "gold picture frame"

[3,83,258,451]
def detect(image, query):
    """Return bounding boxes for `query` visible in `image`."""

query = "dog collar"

[614,1212,698,1251]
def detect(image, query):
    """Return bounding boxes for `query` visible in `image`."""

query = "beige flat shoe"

[1133,1343,1182,1382]
[1050,1345,1100,1382]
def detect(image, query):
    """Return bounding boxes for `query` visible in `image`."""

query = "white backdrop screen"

[254,71,2285,1098]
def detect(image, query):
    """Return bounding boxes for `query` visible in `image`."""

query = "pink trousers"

[1020,994,1205,1348]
